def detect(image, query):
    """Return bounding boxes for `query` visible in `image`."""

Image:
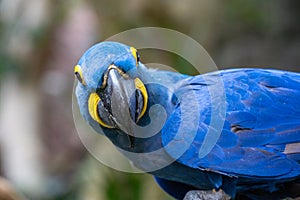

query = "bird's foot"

[183,189,231,200]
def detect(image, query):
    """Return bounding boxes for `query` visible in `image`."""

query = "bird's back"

[160,68,300,199]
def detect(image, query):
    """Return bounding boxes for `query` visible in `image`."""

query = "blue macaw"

[74,41,300,200]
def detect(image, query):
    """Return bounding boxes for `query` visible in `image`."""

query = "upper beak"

[108,68,135,131]
[97,67,146,136]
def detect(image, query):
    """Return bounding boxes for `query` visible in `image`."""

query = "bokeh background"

[0,0,299,199]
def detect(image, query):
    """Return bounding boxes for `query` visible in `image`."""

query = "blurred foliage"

[225,0,267,32]
[0,0,299,200]
[105,172,142,200]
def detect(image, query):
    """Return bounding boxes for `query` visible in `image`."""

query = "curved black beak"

[97,66,146,142]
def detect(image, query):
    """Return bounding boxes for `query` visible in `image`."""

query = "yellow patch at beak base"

[135,78,148,121]
[88,93,114,128]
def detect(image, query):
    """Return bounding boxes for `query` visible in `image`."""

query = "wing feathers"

[162,69,300,179]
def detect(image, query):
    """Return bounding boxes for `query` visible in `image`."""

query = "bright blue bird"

[74,41,300,199]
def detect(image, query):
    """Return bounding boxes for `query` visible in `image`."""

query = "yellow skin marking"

[130,47,139,66]
[74,65,86,85]
[88,93,114,128]
[135,78,148,121]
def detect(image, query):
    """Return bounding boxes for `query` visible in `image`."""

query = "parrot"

[74,41,300,200]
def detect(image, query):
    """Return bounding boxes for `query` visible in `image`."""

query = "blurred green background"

[0,0,299,199]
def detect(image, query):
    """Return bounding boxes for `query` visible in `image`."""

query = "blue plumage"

[163,69,300,176]
[74,41,300,199]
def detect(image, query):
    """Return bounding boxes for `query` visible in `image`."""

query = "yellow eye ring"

[130,47,140,66]
[74,65,86,85]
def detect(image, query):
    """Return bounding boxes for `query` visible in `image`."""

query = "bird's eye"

[74,65,86,85]
[130,47,140,66]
